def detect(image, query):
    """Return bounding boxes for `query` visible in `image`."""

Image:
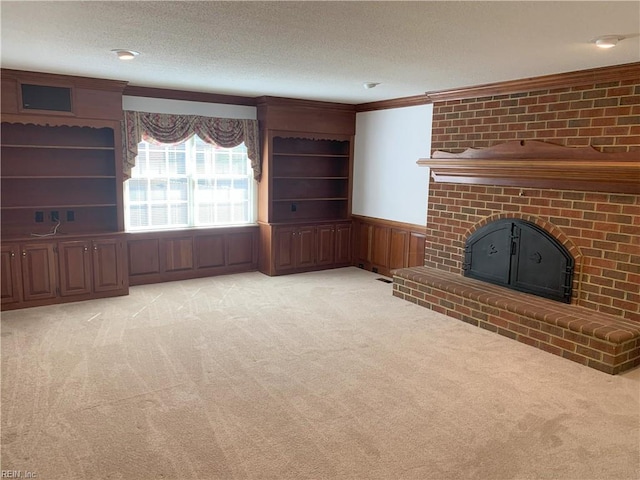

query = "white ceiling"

[1,1,639,104]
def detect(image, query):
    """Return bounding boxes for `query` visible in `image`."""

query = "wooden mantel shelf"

[418,140,640,194]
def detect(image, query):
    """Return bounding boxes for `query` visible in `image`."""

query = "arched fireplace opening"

[463,219,574,303]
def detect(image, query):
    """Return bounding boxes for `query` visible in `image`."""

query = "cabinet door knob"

[84,247,89,252]
[22,251,26,257]
[94,246,98,251]
[10,252,15,258]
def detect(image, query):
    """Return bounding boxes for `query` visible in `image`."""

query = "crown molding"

[425,62,640,103]
[255,95,355,112]
[355,94,430,112]
[123,85,257,106]
[1,68,127,92]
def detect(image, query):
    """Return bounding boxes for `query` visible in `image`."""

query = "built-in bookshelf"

[1,123,120,236]
[256,96,356,276]
[270,136,351,223]
[1,69,129,310]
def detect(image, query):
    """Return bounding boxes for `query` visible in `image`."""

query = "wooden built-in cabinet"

[265,221,352,275]
[20,243,57,302]
[257,97,356,276]
[57,238,125,296]
[1,235,127,310]
[1,245,22,304]
[1,69,129,310]
[317,223,352,266]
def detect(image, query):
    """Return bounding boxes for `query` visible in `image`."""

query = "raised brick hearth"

[393,267,640,374]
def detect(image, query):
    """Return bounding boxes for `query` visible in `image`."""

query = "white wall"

[122,96,256,119]
[352,104,433,226]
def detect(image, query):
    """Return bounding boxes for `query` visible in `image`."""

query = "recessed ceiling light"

[591,35,625,49]
[111,49,140,60]
[363,82,380,89]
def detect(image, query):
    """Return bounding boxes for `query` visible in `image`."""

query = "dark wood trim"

[124,85,257,106]
[420,140,640,194]
[256,96,356,112]
[126,225,259,285]
[267,129,353,143]
[352,215,426,278]
[425,62,640,103]
[1,69,127,92]
[258,97,356,135]
[0,113,121,130]
[355,94,430,112]
[351,215,426,234]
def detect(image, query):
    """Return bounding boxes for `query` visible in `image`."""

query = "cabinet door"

[93,238,124,292]
[21,243,57,301]
[335,224,352,265]
[316,225,335,266]
[58,240,92,296]
[1,244,21,304]
[296,226,316,268]
[274,227,296,271]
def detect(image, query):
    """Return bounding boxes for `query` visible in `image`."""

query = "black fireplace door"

[464,219,574,303]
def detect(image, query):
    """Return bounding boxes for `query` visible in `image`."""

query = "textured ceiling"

[1,1,639,104]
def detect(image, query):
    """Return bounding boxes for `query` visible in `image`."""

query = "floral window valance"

[122,110,261,180]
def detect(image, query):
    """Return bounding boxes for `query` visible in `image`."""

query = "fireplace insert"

[463,219,574,303]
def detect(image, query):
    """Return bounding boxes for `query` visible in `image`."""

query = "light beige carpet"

[1,267,638,480]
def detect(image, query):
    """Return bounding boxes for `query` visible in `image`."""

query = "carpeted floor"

[1,267,638,480]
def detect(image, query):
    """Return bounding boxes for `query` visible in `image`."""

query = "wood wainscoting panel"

[162,237,194,272]
[195,234,225,269]
[408,232,427,268]
[128,239,161,277]
[389,230,408,271]
[371,225,391,268]
[352,215,426,277]
[227,231,258,266]
[128,226,259,285]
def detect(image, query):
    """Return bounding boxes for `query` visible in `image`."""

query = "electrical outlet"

[66,210,75,221]
[50,211,59,222]
[35,211,44,223]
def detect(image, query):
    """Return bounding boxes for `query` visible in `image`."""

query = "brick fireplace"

[426,66,640,322]
[424,183,638,322]
[392,64,640,373]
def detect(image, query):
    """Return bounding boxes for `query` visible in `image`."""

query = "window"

[124,136,256,231]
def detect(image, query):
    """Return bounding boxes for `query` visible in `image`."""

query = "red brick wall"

[425,185,639,321]
[427,77,640,323]
[431,79,640,153]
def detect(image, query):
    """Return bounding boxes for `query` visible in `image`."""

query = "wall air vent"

[21,84,72,112]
